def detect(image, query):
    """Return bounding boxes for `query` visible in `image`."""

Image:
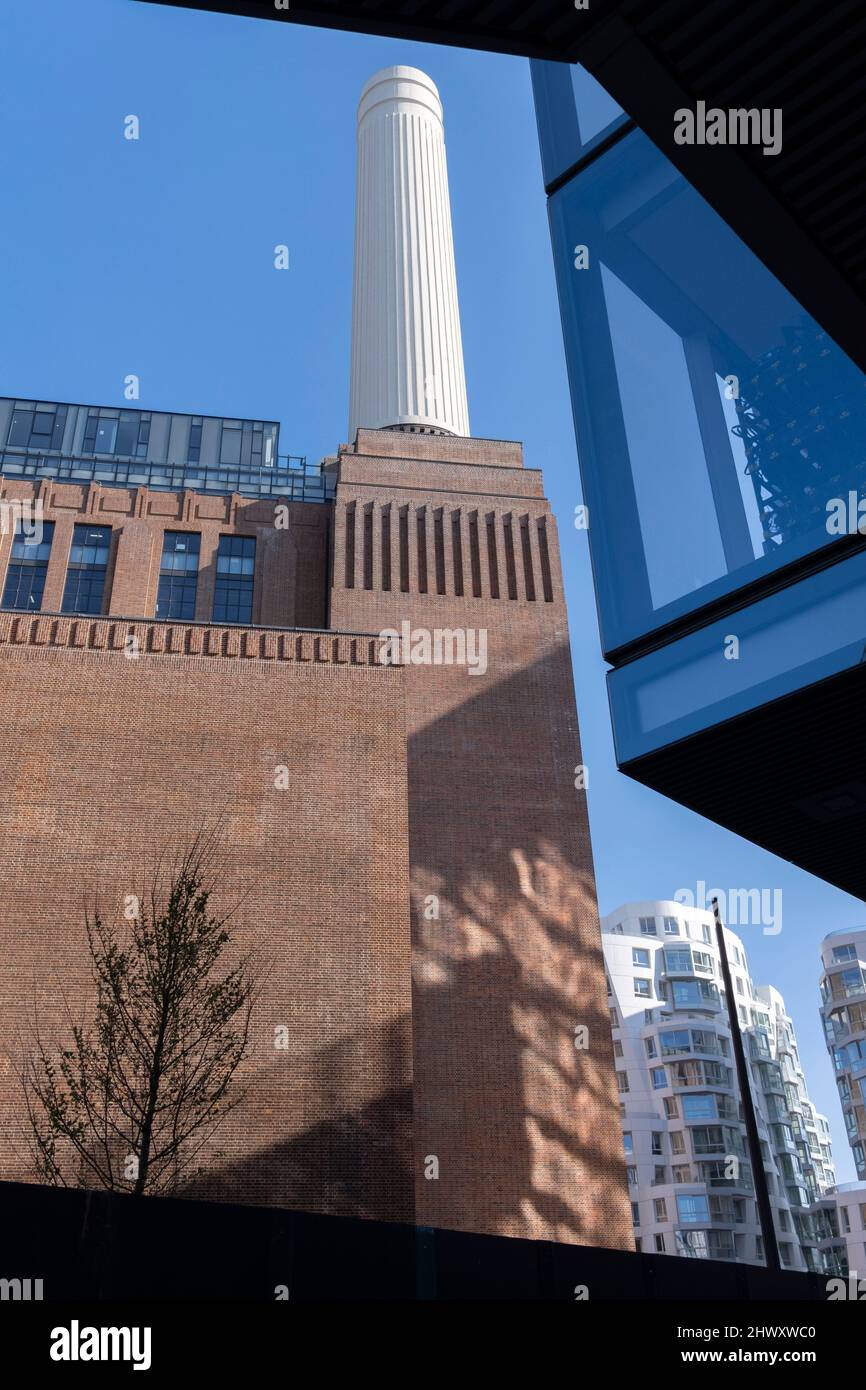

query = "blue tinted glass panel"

[547,128,866,655]
[609,547,866,764]
[531,60,628,186]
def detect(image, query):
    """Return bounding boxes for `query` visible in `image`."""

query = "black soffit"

[623,661,866,901]
[135,0,866,378]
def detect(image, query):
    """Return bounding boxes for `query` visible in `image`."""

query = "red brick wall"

[0,479,329,630]
[330,430,632,1249]
[0,437,631,1251]
[0,613,413,1221]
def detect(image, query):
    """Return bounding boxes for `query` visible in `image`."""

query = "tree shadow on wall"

[180,643,631,1249]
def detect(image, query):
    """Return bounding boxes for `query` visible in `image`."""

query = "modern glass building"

[532,62,866,899]
[0,397,333,502]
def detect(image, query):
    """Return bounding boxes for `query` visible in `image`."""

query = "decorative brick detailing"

[0,612,385,668]
[0,479,330,630]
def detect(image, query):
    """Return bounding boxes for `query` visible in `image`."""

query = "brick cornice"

[0,612,389,669]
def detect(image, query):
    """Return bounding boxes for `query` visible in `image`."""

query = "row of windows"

[1,526,256,624]
[611,914,717,945]
[6,404,277,470]
[632,1193,753,1227]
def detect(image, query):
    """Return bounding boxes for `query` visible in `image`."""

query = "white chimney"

[348,66,470,440]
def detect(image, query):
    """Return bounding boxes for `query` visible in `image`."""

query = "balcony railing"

[0,448,336,502]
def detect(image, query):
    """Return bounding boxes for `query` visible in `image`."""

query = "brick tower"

[329,427,630,1246]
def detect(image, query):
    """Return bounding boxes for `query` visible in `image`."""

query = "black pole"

[711,896,781,1273]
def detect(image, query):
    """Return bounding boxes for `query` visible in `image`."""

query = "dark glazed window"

[156,531,200,620]
[61,525,112,615]
[212,535,255,624]
[7,401,68,452]
[219,421,242,466]
[1,520,55,610]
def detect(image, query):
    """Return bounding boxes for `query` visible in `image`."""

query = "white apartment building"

[810,1182,866,1280]
[603,900,837,1272]
[820,929,866,1181]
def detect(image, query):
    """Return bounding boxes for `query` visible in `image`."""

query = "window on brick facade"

[1,520,55,610]
[62,525,111,615]
[156,531,200,620]
[212,535,255,624]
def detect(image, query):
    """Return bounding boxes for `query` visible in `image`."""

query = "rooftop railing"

[0,448,336,502]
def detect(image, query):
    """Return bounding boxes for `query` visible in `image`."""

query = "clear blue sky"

[1,0,862,1179]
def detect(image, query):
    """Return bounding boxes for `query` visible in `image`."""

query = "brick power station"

[0,67,631,1251]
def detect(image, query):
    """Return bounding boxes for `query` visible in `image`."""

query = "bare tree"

[22,832,255,1195]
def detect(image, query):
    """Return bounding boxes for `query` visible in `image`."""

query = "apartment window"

[653,1165,667,1185]
[693,950,714,975]
[663,916,680,936]
[188,417,203,463]
[219,420,243,466]
[664,947,692,974]
[654,1233,666,1253]
[156,531,200,620]
[616,1071,630,1093]
[639,916,657,936]
[613,1039,624,1058]
[670,1130,686,1154]
[634,977,651,998]
[841,1207,851,1233]
[833,944,857,962]
[632,947,650,968]
[683,1094,720,1122]
[212,535,255,624]
[631,1201,640,1226]
[672,979,719,1010]
[645,1036,657,1059]
[623,1132,633,1157]
[673,1164,691,1184]
[651,1067,667,1089]
[702,924,712,945]
[61,525,111,615]
[1,520,54,610]
[626,1166,637,1186]
[651,1132,663,1156]
[6,400,67,451]
[677,1193,710,1224]
[609,1007,619,1029]
[663,1096,679,1119]
[82,408,150,458]
[117,411,149,457]
[654,1198,667,1222]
